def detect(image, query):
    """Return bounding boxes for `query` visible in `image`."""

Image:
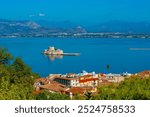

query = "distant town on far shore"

[0,19,150,39]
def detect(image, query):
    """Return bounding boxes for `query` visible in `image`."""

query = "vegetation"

[106,64,110,71]
[0,47,69,100]
[0,48,39,99]
[36,91,70,100]
[0,48,12,65]
[92,76,150,100]
[71,76,150,100]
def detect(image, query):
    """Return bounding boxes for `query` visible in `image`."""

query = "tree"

[106,64,110,72]
[36,91,70,100]
[12,57,32,78]
[0,48,38,100]
[0,48,13,65]
[84,91,92,100]
[93,76,150,100]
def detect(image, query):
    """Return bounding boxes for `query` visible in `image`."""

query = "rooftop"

[34,78,66,93]
[138,70,150,78]
[66,86,95,95]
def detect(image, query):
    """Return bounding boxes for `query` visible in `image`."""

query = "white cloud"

[29,13,45,18]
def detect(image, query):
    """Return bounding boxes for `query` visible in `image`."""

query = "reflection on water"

[46,55,63,61]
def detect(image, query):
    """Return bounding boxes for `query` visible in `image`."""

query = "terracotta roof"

[80,74,93,78]
[35,78,50,84]
[34,78,66,93]
[99,73,106,77]
[35,78,65,85]
[138,70,150,76]
[79,78,98,83]
[54,77,79,80]
[99,79,112,86]
[66,87,94,94]
[35,78,46,81]
[39,83,66,92]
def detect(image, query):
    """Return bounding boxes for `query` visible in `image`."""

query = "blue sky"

[0,0,150,24]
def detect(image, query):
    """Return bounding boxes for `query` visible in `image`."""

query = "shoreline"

[0,36,150,39]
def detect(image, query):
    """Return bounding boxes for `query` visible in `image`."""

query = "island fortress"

[43,46,80,56]
[44,46,64,55]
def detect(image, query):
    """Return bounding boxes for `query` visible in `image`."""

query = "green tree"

[12,57,32,77]
[93,76,150,100]
[36,91,70,100]
[0,48,12,65]
[106,64,110,72]
[0,48,38,100]
[84,91,92,100]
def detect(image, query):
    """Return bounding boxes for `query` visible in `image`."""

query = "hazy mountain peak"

[88,20,150,33]
[26,21,41,29]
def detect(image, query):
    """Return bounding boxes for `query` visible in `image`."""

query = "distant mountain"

[0,19,150,37]
[0,19,87,36]
[0,19,42,35]
[36,20,87,33]
[36,20,78,29]
[88,20,150,34]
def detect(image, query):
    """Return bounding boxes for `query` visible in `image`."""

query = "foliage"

[106,64,110,71]
[72,93,85,100]
[0,47,38,100]
[84,91,92,100]
[0,48,13,65]
[0,47,71,100]
[36,91,70,100]
[93,76,150,100]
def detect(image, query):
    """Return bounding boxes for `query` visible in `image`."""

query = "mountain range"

[0,19,86,36]
[88,20,150,34]
[0,19,150,37]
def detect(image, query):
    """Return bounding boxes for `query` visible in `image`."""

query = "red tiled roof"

[80,74,93,78]
[138,70,150,76]
[99,79,112,86]
[39,83,66,92]
[54,77,79,80]
[66,87,93,94]
[34,78,66,93]
[79,78,98,83]
[35,78,50,83]
[35,78,65,85]
[35,78,46,81]
[99,73,106,77]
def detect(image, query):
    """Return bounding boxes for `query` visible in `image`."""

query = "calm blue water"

[0,38,150,77]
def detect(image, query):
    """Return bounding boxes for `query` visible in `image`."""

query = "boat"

[129,48,150,50]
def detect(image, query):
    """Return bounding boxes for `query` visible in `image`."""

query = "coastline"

[0,37,150,39]
[0,33,150,39]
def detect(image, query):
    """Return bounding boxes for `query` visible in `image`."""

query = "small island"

[42,46,80,56]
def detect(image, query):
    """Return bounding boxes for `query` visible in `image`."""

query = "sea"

[0,38,150,77]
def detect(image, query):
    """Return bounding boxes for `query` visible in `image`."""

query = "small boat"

[129,48,150,50]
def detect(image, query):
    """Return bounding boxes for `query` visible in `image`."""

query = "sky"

[0,0,150,24]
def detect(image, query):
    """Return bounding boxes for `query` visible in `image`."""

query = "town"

[1,32,150,39]
[34,70,134,99]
